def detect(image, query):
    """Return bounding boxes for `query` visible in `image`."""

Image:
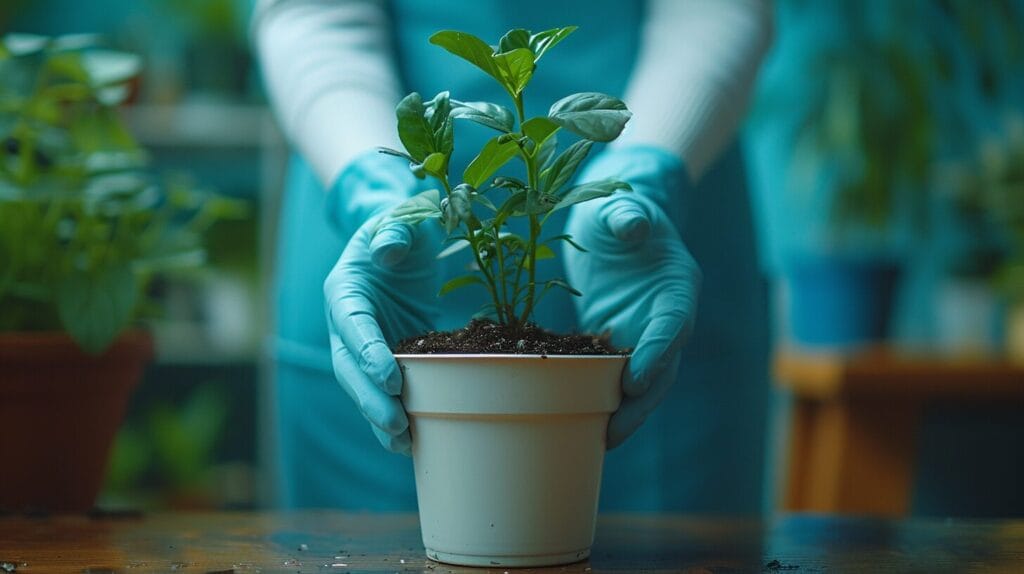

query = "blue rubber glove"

[564,146,702,449]
[323,152,439,455]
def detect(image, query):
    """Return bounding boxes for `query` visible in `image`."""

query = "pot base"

[426,546,591,568]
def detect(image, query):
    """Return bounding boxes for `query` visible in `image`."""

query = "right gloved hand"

[323,152,440,455]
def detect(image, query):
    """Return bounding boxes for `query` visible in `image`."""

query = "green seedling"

[380,26,632,330]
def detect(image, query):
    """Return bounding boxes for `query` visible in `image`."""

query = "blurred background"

[2,0,1022,516]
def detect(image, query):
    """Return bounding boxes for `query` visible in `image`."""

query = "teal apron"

[273,0,770,513]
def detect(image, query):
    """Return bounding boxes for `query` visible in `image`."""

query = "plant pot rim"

[395,353,629,360]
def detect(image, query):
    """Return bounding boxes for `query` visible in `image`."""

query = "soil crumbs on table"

[394,319,626,355]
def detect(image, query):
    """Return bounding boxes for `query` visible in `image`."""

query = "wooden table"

[776,348,1024,516]
[1,511,1023,573]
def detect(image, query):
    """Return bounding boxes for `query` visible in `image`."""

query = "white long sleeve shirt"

[254,0,773,186]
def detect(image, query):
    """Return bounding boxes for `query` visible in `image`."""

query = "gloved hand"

[323,151,440,455]
[564,146,702,449]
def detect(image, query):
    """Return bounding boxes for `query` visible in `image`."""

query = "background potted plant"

[379,27,631,567]
[0,34,240,512]
[778,9,935,347]
[760,1,1024,349]
[950,116,1024,361]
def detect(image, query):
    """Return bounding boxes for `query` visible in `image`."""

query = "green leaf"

[464,135,520,188]
[56,264,137,354]
[492,47,535,95]
[429,30,502,83]
[491,176,527,192]
[426,91,450,131]
[450,183,476,223]
[544,234,588,252]
[522,116,560,152]
[378,147,415,163]
[3,34,49,57]
[499,232,528,252]
[437,236,472,259]
[540,140,593,193]
[522,244,556,270]
[550,179,632,213]
[537,133,559,168]
[472,303,499,321]
[421,152,447,178]
[439,274,485,296]
[440,198,460,233]
[390,189,441,225]
[548,92,632,142]
[497,27,577,63]
[50,34,102,52]
[544,278,582,297]
[426,91,453,155]
[472,192,497,212]
[45,52,89,83]
[396,92,434,161]
[496,190,528,220]
[525,190,559,215]
[451,101,515,133]
[530,27,577,61]
[498,29,531,53]
[80,50,141,87]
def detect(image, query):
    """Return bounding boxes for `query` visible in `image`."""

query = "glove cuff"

[326,150,420,236]
[577,145,691,216]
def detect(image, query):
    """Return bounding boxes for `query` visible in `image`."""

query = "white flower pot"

[397,354,626,567]
[935,278,1003,356]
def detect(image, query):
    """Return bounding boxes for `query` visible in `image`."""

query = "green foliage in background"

[105,383,229,506]
[0,34,244,353]
[777,0,1023,237]
[158,0,248,43]
[955,117,1024,301]
[382,27,632,328]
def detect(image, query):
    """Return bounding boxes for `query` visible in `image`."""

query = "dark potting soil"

[393,319,627,356]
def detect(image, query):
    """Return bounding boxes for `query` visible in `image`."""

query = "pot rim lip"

[394,353,630,359]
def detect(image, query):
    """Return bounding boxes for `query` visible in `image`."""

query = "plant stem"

[491,214,511,320]
[470,225,505,323]
[518,153,541,327]
[508,94,541,328]
[440,173,505,323]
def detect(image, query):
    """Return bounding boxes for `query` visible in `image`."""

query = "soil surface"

[393,319,627,356]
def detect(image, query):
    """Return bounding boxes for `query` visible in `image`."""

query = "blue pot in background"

[785,256,903,347]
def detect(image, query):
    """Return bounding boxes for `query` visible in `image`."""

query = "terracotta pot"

[0,330,152,512]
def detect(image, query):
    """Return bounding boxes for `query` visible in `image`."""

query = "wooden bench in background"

[775,348,1024,516]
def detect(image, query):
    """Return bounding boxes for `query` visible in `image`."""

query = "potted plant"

[951,116,1024,360]
[778,20,935,347]
[765,1,1024,348]
[0,34,238,512]
[377,27,631,567]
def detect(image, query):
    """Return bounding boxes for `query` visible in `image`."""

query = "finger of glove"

[369,220,414,269]
[608,354,681,449]
[328,324,409,437]
[372,424,412,456]
[598,194,653,246]
[624,310,687,397]
[327,288,403,396]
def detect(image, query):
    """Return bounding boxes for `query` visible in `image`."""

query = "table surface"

[1,512,1023,573]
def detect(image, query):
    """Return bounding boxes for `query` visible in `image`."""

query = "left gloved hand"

[564,146,702,449]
